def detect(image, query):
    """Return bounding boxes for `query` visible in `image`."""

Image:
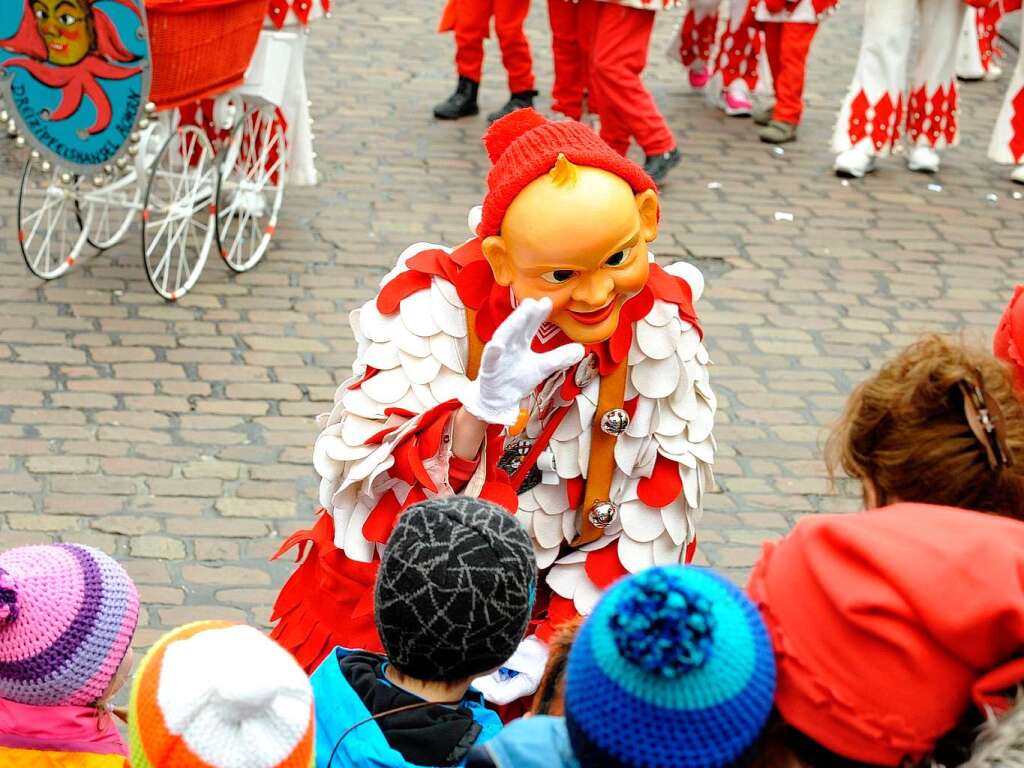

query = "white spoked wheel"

[141,124,217,301]
[215,103,287,273]
[17,155,91,280]
[79,171,141,251]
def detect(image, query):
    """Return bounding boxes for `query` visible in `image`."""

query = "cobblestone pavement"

[1,0,1023,651]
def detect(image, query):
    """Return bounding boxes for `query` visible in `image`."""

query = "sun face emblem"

[1,0,143,134]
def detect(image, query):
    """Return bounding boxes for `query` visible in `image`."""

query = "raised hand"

[459,297,585,426]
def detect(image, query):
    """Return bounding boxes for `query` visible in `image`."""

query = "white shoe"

[834,148,877,178]
[1011,164,1024,185]
[906,145,940,173]
[984,64,1004,81]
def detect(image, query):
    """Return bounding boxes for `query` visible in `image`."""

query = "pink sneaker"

[688,67,710,90]
[722,85,752,117]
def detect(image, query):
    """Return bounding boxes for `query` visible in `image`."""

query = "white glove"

[459,297,585,426]
[472,635,549,705]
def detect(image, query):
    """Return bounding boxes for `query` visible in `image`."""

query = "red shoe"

[688,67,710,90]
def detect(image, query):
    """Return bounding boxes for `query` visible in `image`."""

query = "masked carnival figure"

[270,110,717,705]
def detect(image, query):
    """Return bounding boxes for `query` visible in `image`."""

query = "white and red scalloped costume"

[271,232,715,673]
[272,109,716,675]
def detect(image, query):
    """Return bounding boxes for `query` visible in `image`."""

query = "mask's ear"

[482,235,514,286]
[636,189,659,243]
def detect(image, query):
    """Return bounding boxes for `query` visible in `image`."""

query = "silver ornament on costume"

[575,353,599,388]
[588,500,617,528]
[498,441,542,495]
[600,408,630,436]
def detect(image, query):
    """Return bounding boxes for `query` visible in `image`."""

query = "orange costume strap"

[574,360,627,546]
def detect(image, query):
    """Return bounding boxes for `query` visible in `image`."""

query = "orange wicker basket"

[145,0,269,110]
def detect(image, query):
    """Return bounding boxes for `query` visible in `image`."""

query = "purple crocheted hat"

[0,544,140,706]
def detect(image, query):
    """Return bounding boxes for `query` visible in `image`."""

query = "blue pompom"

[608,568,716,677]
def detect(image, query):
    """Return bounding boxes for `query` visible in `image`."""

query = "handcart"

[0,0,323,300]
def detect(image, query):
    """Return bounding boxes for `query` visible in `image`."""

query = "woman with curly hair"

[826,334,1024,517]
[742,334,1024,768]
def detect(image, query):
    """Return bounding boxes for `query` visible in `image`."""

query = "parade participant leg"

[548,0,597,121]
[987,10,1024,183]
[758,21,817,143]
[434,0,490,120]
[549,0,586,120]
[487,0,538,123]
[832,0,911,178]
[905,0,966,173]
[673,0,720,90]
[957,4,1005,81]
[589,3,679,182]
[710,0,762,116]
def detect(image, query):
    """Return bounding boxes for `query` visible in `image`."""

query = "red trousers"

[454,0,535,92]
[762,21,818,124]
[547,0,597,120]
[590,3,676,156]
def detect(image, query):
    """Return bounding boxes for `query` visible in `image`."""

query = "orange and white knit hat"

[129,621,314,768]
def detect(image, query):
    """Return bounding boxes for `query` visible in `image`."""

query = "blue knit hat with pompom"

[564,566,775,768]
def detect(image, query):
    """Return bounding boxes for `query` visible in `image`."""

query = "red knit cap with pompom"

[479,109,657,238]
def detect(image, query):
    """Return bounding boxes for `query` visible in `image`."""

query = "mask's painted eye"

[58,13,77,24]
[541,269,577,284]
[605,249,629,267]
[34,7,46,18]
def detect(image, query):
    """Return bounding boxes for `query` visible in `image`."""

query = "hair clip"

[958,370,1015,472]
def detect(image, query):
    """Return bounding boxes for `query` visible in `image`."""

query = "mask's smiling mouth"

[48,40,68,51]
[567,300,616,325]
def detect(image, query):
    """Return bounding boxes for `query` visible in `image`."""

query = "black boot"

[487,90,538,123]
[643,147,681,184]
[433,76,480,120]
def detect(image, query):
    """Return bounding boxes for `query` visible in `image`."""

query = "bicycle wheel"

[141,124,217,301]
[215,103,287,273]
[79,171,141,251]
[17,156,90,280]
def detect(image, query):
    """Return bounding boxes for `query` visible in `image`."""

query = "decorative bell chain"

[588,500,617,528]
[600,408,630,436]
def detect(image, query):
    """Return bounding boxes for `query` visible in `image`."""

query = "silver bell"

[588,500,617,528]
[600,408,630,436]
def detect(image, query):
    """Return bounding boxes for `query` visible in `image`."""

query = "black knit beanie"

[374,496,537,682]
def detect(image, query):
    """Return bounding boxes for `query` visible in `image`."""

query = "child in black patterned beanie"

[309,495,537,768]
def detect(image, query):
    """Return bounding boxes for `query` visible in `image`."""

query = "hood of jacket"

[311,647,502,768]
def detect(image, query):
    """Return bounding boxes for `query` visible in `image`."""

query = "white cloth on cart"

[244,28,318,186]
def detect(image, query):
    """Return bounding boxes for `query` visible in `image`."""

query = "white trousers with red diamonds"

[832,0,967,155]
[989,10,1024,165]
